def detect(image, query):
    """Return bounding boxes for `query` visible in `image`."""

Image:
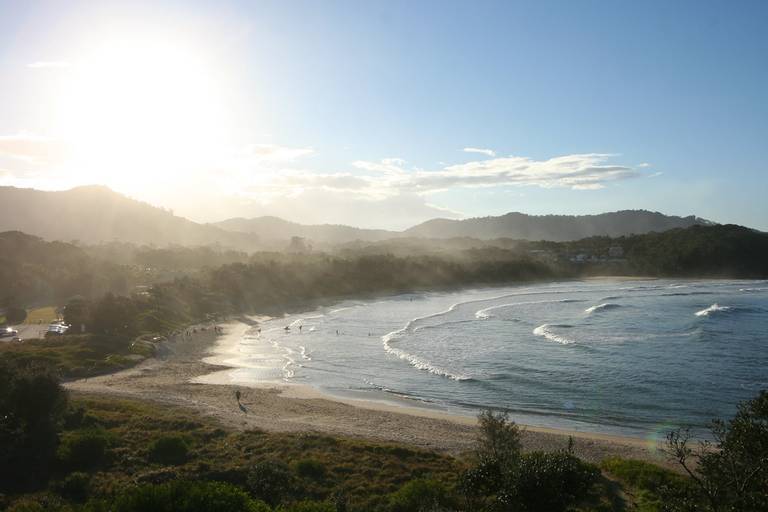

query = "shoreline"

[66,318,675,468]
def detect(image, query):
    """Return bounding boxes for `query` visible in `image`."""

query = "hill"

[214,216,396,246]
[404,210,712,241]
[0,186,261,250]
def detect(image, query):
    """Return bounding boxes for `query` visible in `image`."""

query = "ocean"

[201,279,768,438]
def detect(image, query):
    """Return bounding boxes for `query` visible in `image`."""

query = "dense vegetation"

[2,359,767,511]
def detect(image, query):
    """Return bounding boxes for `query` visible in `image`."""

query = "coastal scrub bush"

[0,360,68,492]
[110,480,270,512]
[475,410,521,468]
[664,389,768,512]
[293,458,326,480]
[388,478,453,512]
[53,471,91,502]
[246,460,295,507]
[57,428,112,470]
[502,451,600,512]
[149,435,190,465]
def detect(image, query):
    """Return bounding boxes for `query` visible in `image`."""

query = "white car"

[0,327,19,338]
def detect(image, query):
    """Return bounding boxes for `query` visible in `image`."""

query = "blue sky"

[0,0,766,229]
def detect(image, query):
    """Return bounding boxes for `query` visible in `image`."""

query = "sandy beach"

[66,320,676,467]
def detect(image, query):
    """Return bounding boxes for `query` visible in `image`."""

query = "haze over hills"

[404,211,712,242]
[215,210,712,244]
[0,185,715,248]
[0,185,261,250]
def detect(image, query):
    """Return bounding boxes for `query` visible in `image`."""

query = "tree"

[665,390,768,511]
[63,297,91,332]
[0,361,68,492]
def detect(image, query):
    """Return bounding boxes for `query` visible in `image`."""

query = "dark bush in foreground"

[388,478,453,512]
[247,460,295,507]
[149,435,190,465]
[111,480,270,512]
[293,458,326,480]
[57,428,112,470]
[53,471,91,502]
[504,451,600,512]
[0,361,68,491]
[665,389,768,511]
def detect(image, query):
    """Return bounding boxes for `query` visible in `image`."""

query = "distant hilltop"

[0,185,714,248]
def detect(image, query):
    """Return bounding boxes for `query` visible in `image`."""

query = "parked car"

[0,327,19,338]
[11,336,22,343]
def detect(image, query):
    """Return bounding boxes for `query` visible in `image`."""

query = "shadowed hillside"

[0,186,261,250]
[404,210,712,241]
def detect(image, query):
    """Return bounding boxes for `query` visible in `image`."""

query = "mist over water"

[213,279,768,438]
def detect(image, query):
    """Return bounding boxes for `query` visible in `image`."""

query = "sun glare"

[52,34,232,188]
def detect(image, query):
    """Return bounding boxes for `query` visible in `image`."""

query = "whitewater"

[209,279,768,438]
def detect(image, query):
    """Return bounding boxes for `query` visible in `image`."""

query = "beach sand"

[66,320,676,467]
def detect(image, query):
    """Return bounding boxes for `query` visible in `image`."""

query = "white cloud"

[27,61,70,69]
[243,144,314,162]
[0,134,69,164]
[463,147,496,157]
[637,162,651,168]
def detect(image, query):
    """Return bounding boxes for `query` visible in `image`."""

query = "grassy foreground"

[1,394,685,512]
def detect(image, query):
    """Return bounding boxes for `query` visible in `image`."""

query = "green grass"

[0,334,146,378]
[601,457,686,512]
[23,306,59,325]
[48,395,468,512]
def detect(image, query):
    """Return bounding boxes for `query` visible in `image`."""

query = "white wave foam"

[533,324,576,345]
[740,287,768,293]
[381,307,472,381]
[475,298,580,320]
[584,303,621,314]
[695,304,732,317]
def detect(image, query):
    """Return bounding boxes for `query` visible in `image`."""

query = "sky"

[0,0,766,230]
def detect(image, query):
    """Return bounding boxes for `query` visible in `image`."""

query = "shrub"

[293,458,326,480]
[247,460,295,507]
[504,451,600,512]
[111,480,270,512]
[277,500,336,512]
[54,471,91,502]
[57,428,112,470]
[475,409,521,468]
[149,435,190,465]
[388,478,453,512]
[0,361,68,492]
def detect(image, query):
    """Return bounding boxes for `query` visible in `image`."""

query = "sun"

[52,33,233,189]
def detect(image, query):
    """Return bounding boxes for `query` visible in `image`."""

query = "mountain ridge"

[0,185,715,247]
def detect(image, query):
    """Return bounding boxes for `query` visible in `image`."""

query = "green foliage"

[293,458,326,480]
[246,460,295,507]
[5,306,27,324]
[110,480,270,512]
[665,389,768,511]
[475,410,521,468]
[53,471,91,502]
[57,428,112,470]
[149,435,191,465]
[0,360,68,492]
[277,500,337,512]
[388,478,453,512]
[503,451,600,512]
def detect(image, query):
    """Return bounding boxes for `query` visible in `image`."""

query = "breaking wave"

[533,324,577,345]
[584,303,622,314]
[695,304,732,317]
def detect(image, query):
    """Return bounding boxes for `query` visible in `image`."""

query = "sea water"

[207,279,768,438]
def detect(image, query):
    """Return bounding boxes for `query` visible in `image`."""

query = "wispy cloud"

[463,147,496,157]
[27,61,70,69]
[244,144,314,162]
[0,134,69,164]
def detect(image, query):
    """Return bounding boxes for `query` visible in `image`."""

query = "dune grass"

[0,334,144,378]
